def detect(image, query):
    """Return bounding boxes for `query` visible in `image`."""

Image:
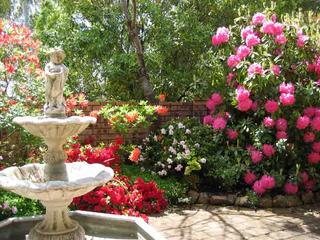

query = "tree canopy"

[34,0,319,101]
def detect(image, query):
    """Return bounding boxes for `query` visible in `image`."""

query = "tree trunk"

[122,0,156,103]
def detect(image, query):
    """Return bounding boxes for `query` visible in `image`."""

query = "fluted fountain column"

[28,200,84,240]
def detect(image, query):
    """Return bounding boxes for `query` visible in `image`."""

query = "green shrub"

[0,190,44,221]
[138,118,247,192]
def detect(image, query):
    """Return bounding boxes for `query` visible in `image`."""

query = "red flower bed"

[64,136,167,222]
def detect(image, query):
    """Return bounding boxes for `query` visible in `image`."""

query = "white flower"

[179,141,185,145]
[139,156,145,161]
[168,125,174,130]
[185,129,191,134]
[168,165,172,169]
[153,135,158,141]
[167,158,173,164]
[161,164,165,168]
[169,129,174,135]
[138,145,142,149]
[161,128,166,135]
[169,147,177,155]
[173,138,178,145]
[145,137,150,142]
[158,170,167,176]
[182,144,188,149]
[199,158,207,164]
[0,156,3,161]
[194,143,200,148]
[140,167,145,172]
[175,164,183,171]
[157,161,162,166]
[178,122,185,129]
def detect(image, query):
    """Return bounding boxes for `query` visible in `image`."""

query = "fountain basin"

[0,162,113,201]
[0,211,166,240]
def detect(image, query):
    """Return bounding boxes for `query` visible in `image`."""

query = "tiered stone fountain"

[0,48,114,239]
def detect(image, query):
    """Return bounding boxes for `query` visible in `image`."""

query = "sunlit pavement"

[149,204,320,240]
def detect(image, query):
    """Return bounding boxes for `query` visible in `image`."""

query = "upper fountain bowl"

[13,116,96,139]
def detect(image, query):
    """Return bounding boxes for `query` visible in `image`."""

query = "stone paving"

[149,204,320,240]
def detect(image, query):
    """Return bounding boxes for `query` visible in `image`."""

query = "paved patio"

[149,204,320,240]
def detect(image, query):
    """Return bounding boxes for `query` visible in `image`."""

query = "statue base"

[44,106,66,118]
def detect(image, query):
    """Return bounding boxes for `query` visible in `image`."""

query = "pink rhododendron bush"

[207,12,320,197]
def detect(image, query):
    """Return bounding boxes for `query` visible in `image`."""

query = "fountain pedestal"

[28,201,84,240]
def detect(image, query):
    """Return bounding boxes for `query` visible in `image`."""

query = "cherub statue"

[44,48,69,117]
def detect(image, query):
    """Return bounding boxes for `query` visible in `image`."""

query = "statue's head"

[48,47,66,64]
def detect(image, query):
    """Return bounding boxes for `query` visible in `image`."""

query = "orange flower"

[66,97,77,109]
[89,110,99,119]
[7,99,17,105]
[125,111,139,123]
[129,148,141,162]
[155,106,169,116]
[0,107,8,112]
[159,93,166,102]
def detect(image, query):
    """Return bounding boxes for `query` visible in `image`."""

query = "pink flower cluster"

[212,116,227,130]
[284,182,299,195]
[265,100,278,114]
[236,86,253,112]
[279,82,295,106]
[244,171,256,185]
[252,175,276,195]
[262,21,284,36]
[236,45,251,60]
[300,171,317,192]
[248,63,263,77]
[248,144,275,165]
[227,55,240,68]
[227,128,238,140]
[212,27,230,46]
[296,29,309,48]
[308,57,320,77]
[206,92,223,111]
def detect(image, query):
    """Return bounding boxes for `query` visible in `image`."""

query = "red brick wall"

[80,101,208,144]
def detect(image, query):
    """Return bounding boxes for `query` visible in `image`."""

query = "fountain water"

[0,48,114,239]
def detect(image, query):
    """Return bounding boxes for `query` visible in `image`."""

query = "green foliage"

[0,190,44,221]
[0,0,10,17]
[33,0,319,101]
[99,101,159,135]
[121,163,188,205]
